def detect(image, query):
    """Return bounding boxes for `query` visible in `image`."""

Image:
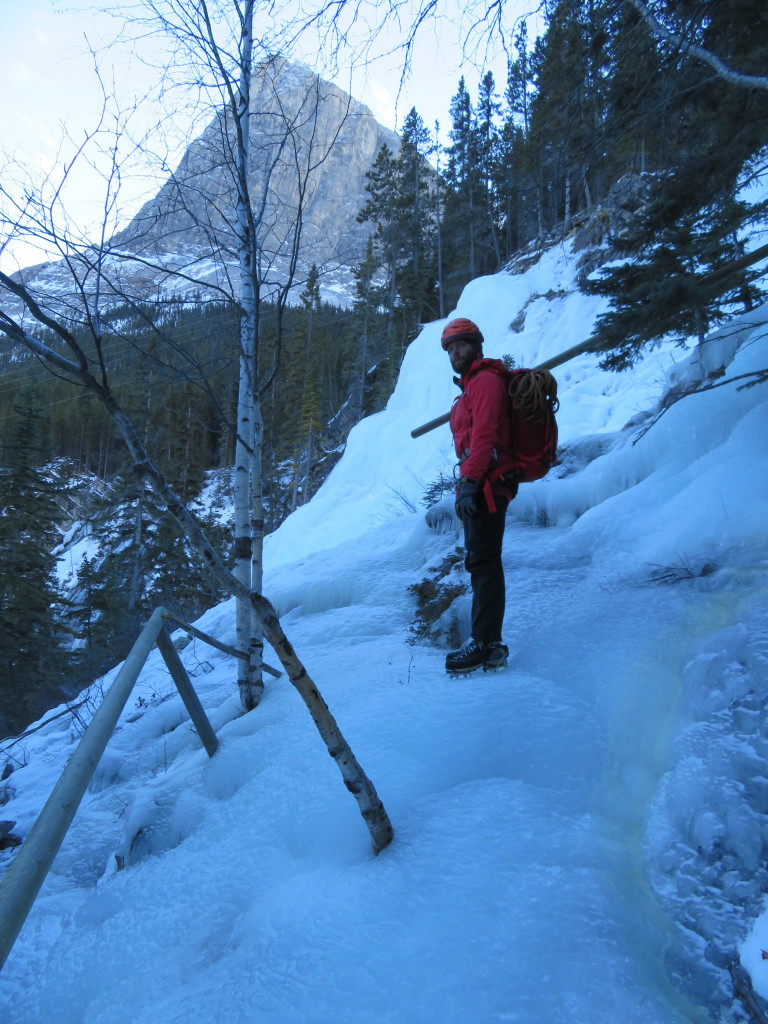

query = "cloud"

[12,60,34,84]
[34,151,57,176]
[366,82,397,129]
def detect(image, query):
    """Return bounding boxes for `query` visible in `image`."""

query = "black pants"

[462,496,509,643]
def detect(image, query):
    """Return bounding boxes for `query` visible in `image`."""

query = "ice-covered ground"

[1,239,768,1023]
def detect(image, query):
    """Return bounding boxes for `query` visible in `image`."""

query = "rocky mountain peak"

[113,55,399,302]
[14,58,398,311]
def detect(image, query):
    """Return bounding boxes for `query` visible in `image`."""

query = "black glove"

[456,478,481,519]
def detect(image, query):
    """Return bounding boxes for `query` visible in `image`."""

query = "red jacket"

[450,358,517,503]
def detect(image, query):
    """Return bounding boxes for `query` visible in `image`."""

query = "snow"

[2,235,768,1023]
[55,530,100,589]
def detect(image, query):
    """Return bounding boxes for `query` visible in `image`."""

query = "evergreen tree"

[0,399,73,737]
[357,114,439,390]
[583,0,768,365]
[443,76,482,293]
[67,550,136,683]
[64,469,232,683]
[298,265,323,422]
[349,236,391,415]
[358,143,401,325]
[585,190,767,368]
[395,108,439,326]
[350,236,382,416]
[506,22,532,137]
[287,265,324,508]
[599,1,666,179]
[494,24,541,251]
[475,71,503,266]
[526,0,606,233]
[432,119,447,317]
[440,76,506,300]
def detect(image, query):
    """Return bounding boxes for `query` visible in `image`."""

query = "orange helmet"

[440,317,484,351]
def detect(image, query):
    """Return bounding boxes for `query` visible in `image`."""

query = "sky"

[0,0,533,274]
[1,227,768,1020]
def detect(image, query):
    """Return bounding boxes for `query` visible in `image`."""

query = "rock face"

[112,56,398,302]
[573,172,656,252]
[16,58,397,309]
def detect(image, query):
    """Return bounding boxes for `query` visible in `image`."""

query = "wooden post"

[0,607,226,972]
[0,607,168,972]
[155,626,219,758]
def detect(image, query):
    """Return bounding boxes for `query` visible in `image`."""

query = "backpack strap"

[483,462,518,514]
[482,476,502,514]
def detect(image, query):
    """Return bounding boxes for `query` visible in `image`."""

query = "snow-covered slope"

[1,238,767,1024]
[266,243,685,568]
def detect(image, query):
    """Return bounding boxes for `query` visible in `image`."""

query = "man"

[441,317,517,674]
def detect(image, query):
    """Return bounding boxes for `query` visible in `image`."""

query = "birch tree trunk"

[234,353,260,708]
[232,0,264,710]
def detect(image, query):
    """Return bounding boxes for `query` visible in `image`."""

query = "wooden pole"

[161,611,281,678]
[155,626,219,757]
[251,592,395,856]
[0,608,168,972]
[411,338,596,438]
[0,607,226,972]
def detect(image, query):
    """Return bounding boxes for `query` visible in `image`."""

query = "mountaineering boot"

[445,639,509,675]
[445,638,485,673]
[482,642,509,672]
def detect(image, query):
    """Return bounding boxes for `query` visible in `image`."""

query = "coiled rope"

[508,369,560,423]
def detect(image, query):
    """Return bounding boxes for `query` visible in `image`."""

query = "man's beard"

[451,352,476,374]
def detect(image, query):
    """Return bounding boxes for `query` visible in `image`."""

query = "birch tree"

[118,0,351,710]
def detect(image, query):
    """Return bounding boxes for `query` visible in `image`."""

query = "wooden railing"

[0,607,223,971]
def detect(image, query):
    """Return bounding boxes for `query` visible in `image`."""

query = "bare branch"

[632,366,768,445]
[625,0,768,90]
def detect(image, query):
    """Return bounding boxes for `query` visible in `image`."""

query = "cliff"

[14,57,398,309]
